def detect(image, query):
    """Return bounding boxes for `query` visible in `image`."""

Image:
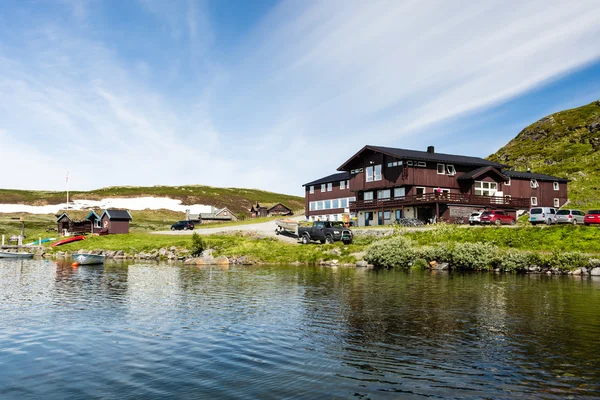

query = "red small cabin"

[100,209,133,234]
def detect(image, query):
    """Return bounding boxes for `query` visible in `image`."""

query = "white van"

[529,207,556,225]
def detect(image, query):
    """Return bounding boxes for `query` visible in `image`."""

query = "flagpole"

[66,171,69,210]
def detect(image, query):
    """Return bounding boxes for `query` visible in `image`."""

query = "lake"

[1,259,599,399]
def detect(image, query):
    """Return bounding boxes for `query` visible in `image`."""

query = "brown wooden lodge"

[56,209,133,235]
[303,145,568,226]
[250,202,293,218]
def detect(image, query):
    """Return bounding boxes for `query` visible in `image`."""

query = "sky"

[1,0,600,196]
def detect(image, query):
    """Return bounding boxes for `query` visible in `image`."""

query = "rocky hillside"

[488,100,600,209]
[0,185,304,215]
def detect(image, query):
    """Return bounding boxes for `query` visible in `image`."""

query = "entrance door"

[378,211,383,225]
[364,212,371,226]
[395,209,402,222]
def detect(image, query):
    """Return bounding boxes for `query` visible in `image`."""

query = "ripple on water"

[1,261,599,399]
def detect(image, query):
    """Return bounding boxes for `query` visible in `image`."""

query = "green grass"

[0,184,304,215]
[402,224,600,254]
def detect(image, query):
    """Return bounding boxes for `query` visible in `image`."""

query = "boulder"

[433,262,449,270]
[329,248,342,256]
[202,249,214,258]
[215,256,230,265]
[169,246,177,252]
[590,267,600,276]
[570,268,583,275]
[356,260,368,267]
[158,248,168,256]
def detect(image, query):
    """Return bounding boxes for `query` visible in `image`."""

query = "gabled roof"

[56,213,72,222]
[267,202,292,212]
[337,145,507,171]
[101,209,133,220]
[303,172,350,187]
[199,213,232,220]
[85,211,101,220]
[457,166,508,182]
[503,170,568,182]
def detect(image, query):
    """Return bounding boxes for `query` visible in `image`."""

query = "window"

[378,189,391,199]
[394,187,405,198]
[474,181,498,196]
[384,211,391,220]
[94,220,101,228]
[531,197,538,206]
[530,179,538,189]
[505,195,511,204]
[321,184,326,192]
[417,161,426,167]
[416,187,425,198]
[366,166,373,182]
[437,163,445,174]
[316,201,324,210]
[553,182,559,191]
[340,198,348,208]
[350,168,363,174]
[446,165,456,176]
[364,191,374,201]
[340,180,345,190]
[374,164,382,181]
[324,200,331,209]
[332,199,339,208]
[387,162,393,167]
[327,183,332,192]
[554,198,560,208]
[407,161,413,166]
[505,177,511,186]
[350,196,356,202]
[309,202,316,211]
[309,185,314,194]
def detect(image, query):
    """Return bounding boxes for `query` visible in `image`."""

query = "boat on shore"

[25,238,57,246]
[72,253,105,265]
[275,219,299,234]
[51,236,86,247]
[0,251,34,259]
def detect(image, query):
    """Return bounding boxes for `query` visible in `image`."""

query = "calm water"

[1,260,599,399]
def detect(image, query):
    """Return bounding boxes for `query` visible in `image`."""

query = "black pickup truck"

[297,221,353,245]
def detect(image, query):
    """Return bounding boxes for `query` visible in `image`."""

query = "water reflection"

[0,260,599,399]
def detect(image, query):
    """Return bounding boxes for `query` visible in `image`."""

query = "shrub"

[545,251,588,272]
[495,250,533,272]
[415,243,453,263]
[411,258,429,270]
[190,232,206,256]
[364,235,416,269]
[451,242,499,271]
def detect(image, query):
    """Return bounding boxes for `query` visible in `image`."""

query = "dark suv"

[171,220,195,231]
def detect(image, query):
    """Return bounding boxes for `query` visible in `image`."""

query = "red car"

[479,210,516,225]
[584,210,600,226]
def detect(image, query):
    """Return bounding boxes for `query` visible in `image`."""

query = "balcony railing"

[350,193,530,210]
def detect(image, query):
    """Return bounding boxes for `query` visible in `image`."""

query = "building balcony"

[350,193,530,211]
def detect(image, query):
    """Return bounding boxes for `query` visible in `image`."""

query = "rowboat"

[275,219,299,235]
[0,251,34,259]
[51,236,86,247]
[72,253,105,265]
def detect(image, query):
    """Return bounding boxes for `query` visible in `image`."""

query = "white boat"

[0,251,34,259]
[72,254,105,265]
[275,219,298,234]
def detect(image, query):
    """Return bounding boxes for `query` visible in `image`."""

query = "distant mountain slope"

[488,100,600,208]
[0,185,304,215]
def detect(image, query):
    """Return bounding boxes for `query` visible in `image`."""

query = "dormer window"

[530,179,538,189]
[446,165,456,175]
[437,164,445,175]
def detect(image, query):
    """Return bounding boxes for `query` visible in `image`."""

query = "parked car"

[298,221,353,244]
[528,207,556,225]
[468,212,483,225]
[584,210,600,226]
[555,209,585,225]
[171,220,195,231]
[479,210,516,225]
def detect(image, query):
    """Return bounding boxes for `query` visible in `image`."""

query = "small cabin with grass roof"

[56,210,102,236]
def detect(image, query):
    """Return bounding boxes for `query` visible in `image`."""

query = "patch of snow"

[0,197,213,215]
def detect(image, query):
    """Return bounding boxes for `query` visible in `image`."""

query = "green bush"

[545,251,588,272]
[451,242,499,270]
[495,250,533,272]
[411,258,429,270]
[190,232,207,256]
[364,235,416,269]
[416,243,453,263]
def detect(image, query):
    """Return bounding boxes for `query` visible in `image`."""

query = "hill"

[488,100,600,209]
[0,185,305,215]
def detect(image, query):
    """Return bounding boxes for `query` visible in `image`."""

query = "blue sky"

[1,0,600,196]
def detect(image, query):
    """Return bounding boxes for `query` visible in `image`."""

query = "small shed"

[250,203,268,218]
[267,203,293,216]
[100,209,133,234]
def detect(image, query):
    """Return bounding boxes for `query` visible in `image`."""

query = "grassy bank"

[400,224,600,254]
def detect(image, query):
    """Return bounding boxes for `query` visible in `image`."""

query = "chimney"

[427,146,435,154]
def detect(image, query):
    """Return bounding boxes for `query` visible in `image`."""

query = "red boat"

[51,236,86,247]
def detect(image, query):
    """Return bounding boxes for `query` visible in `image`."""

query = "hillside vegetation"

[489,100,600,209]
[0,185,304,215]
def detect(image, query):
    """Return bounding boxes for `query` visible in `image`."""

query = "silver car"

[555,209,585,225]
[469,212,482,225]
[529,207,556,225]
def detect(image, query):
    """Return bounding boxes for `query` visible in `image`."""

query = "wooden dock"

[0,245,43,251]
